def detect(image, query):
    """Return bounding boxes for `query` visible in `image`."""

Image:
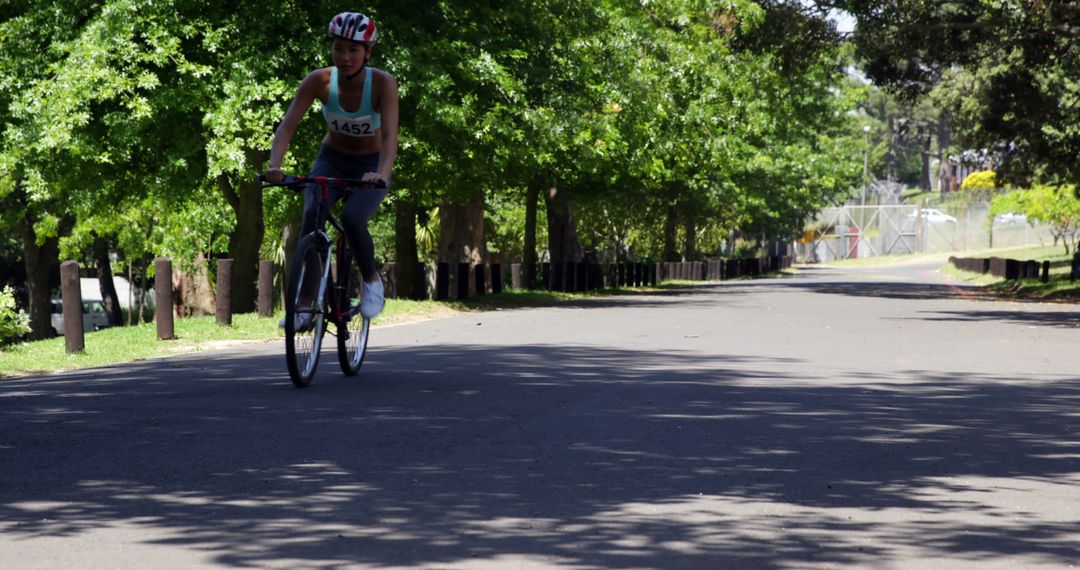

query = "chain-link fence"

[795,204,1054,263]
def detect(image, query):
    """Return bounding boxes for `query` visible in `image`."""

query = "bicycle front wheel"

[285,235,328,387]
[336,247,370,376]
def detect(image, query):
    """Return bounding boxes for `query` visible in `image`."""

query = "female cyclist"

[263,11,399,320]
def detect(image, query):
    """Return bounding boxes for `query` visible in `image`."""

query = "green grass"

[942,245,1080,302]
[0,312,284,378]
[0,287,667,378]
[962,244,1069,261]
[993,276,1080,301]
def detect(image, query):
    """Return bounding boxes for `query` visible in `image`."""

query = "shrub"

[961,170,997,191]
[0,286,31,346]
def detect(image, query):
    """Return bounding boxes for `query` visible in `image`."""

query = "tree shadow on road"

[915,309,1080,329]
[736,277,979,302]
[1,344,1078,568]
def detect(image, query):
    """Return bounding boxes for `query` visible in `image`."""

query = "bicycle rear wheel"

[285,234,328,387]
[336,246,370,376]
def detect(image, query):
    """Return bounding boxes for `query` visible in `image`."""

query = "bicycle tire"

[336,246,370,376]
[285,234,328,387]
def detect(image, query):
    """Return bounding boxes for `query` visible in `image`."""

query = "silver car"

[51,299,111,335]
[906,208,958,223]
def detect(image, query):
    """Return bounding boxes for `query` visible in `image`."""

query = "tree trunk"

[126,254,152,325]
[394,197,420,299]
[172,253,216,317]
[545,186,583,264]
[523,177,542,288]
[18,212,60,340]
[920,128,933,192]
[437,193,486,265]
[683,203,697,262]
[93,235,123,327]
[937,114,955,193]
[662,206,678,261]
[219,149,266,314]
[886,115,899,183]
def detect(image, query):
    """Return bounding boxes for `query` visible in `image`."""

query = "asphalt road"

[2,261,1078,569]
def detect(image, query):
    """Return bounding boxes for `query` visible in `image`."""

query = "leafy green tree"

[0,0,96,338]
[836,0,1080,189]
[991,184,1080,254]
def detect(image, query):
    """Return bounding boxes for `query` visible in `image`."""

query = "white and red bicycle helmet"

[328,12,377,44]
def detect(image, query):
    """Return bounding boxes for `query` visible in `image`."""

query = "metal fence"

[795,204,1055,263]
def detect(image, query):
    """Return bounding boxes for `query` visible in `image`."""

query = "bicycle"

[259,174,386,388]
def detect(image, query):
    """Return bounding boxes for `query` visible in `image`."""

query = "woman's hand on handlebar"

[262,167,286,183]
[361,171,387,186]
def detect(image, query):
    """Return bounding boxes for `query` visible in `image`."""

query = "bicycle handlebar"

[258,174,387,191]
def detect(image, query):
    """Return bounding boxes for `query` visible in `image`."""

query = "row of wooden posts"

[383,256,794,299]
[949,256,1057,282]
[57,257,269,354]
[56,255,793,354]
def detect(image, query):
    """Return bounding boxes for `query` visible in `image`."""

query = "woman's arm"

[372,71,399,183]
[264,70,324,181]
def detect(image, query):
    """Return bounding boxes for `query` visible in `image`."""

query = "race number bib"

[326,112,376,138]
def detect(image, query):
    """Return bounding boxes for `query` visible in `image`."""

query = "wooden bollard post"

[258,260,274,317]
[216,258,232,326]
[551,262,564,292]
[474,264,487,296]
[435,262,450,300]
[491,263,503,293]
[511,263,522,290]
[436,262,449,300]
[1041,260,1050,283]
[414,262,428,300]
[60,261,85,354]
[155,257,174,340]
[457,263,470,300]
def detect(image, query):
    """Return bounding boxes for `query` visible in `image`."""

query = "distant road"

[2,261,1078,569]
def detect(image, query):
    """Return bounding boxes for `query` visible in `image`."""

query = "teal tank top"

[323,66,382,138]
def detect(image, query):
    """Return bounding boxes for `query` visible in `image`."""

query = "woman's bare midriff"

[323,132,382,155]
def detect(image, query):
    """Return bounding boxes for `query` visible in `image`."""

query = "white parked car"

[906,208,957,223]
[51,299,111,335]
[994,212,1028,224]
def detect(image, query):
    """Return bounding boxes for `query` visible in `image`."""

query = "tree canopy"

[1,0,866,332]
[835,0,1080,188]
